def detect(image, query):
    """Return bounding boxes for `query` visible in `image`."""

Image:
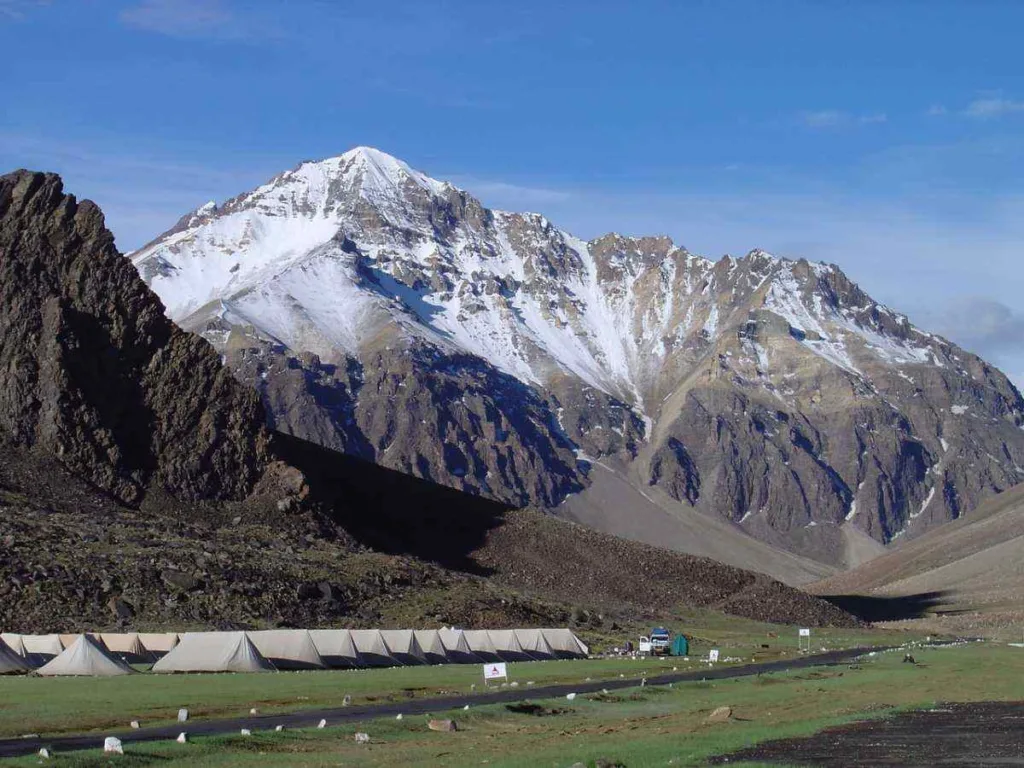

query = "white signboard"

[708,649,720,663]
[799,628,811,637]
[483,662,508,681]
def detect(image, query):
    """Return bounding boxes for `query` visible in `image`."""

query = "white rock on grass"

[317,719,327,729]
[566,693,577,701]
[275,725,284,732]
[463,705,470,711]
[342,695,352,706]
[38,748,50,759]
[176,733,188,744]
[249,708,258,715]
[395,713,403,721]
[354,732,370,744]
[130,720,140,729]
[103,737,123,755]
[177,709,188,722]
[240,729,251,736]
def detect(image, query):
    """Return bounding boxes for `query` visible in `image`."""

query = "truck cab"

[650,627,671,655]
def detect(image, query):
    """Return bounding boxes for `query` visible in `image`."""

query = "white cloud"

[0,0,47,19]
[963,97,1024,119]
[799,110,887,128]
[119,0,271,41]
[858,113,888,124]
[448,178,571,210]
[927,104,948,116]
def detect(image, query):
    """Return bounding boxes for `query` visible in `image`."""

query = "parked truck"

[638,627,688,657]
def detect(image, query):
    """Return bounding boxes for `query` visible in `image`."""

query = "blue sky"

[2,0,1024,384]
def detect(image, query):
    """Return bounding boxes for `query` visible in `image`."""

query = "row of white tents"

[0,628,589,676]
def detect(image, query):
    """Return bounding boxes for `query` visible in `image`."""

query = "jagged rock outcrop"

[0,170,272,504]
[130,148,1024,565]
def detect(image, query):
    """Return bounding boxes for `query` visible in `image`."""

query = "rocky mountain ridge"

[0,167,857,632]
[131,148,1024,568]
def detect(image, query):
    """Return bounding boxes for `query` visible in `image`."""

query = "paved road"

[0,645,889,759]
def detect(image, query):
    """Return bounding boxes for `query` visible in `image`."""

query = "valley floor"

[6,626,1022,766]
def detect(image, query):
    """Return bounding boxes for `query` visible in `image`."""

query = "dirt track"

[710,700,1024,767]
[0,646,886,759]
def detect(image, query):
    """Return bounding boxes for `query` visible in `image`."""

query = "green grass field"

[3,641,1023,767]
[0,618,920,739]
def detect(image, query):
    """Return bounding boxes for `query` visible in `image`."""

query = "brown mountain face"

[0,171,274,506]
[0,169,856,633]
[131,149,1024,572]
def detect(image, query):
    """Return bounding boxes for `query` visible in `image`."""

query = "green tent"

[670,635,689,656]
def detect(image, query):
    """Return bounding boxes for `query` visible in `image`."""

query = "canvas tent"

[152,632,276,673]
[21,634,64,664]
[349,630,398,667]
[515,628,557,661]
[0,633,28,658]
[488,629,535,662]
[36,634,134,677]
[413,629,449,664]
[463,629,502,662]
[438,628,481,664]
[0,638,32,674]
[248,630,326,670]
[100,633,155,665]
[138,632,179,658]
[540,628,589,659]
[379,630,427,665]
[309,629,364,668]
[59,633,103,649]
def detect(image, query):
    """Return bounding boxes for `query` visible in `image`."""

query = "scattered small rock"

[317,719,327,729]
[396,713,403,720]
[38,747,50,759]
[566,692,577,701]
[103,737,123,755]
[342,695,352,706]
[177,708,189,722]
[354,732,370,743]
[176,732,188,744]
[428,719,457,732]
[130,720,140,729]
[240,729,251,736]
[275,725,284,732]
[705,706,733,724]
[903,654,917,664]
[463,705,470,710]
[249,708,259,715]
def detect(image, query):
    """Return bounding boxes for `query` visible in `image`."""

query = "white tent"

[438,628,481,664]
[21,634,64,664]
[59,633,104,649]
[0,633,27,658]
[248,630,326,670]
[152,632,276,673]
[36,635,134,677]
[515,628,557,661]
[379,630,427,665]
[540,628,589,658]
[0,638,32,674]
[463,629,502,662]
[412,629,449,664]
[349,630,398,667]
[100,633,155,665]
[138,632,179,658]
[488,629,534,662]
[309,629,365,668]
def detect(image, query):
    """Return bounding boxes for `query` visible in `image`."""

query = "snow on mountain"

[132,147,1024,566]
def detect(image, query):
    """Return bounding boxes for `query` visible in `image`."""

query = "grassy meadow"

[2,641,1023,767]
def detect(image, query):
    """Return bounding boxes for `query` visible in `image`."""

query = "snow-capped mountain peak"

[132,148,1024,563]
